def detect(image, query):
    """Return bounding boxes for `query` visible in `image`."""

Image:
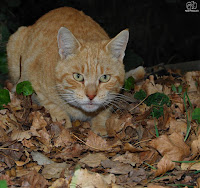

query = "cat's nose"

[87,94,96,100]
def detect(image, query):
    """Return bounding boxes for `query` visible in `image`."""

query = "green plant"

[16,81,34,96]
[0,180,7,188]
[145,92,170,119]
[0,88,10,109]
[134,89,146,100]
[124,76,135,91]
[192,108,200,123]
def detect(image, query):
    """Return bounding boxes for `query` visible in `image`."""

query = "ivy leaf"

[124,76,135,91]
[145,92,170,107]
[171,84,177,93]
[0,180,7,188]
[177,85,183,93]
[145,92,170,119]
[192,108,200,123]
[152,106,164,119]
[134,89,147,100]
[0,89,10,109]
[16,81,34,96]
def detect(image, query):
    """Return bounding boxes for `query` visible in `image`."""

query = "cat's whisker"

[109,93,134,102]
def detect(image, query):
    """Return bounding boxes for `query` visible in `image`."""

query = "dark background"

[0,0,200,72]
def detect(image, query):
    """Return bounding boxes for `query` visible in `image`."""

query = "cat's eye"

[73,73,84,82]
[99,74,111,83]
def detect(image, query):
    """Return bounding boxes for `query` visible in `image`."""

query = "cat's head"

[56,27,129,113]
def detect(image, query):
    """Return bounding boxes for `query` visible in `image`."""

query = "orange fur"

[7,7,132,135]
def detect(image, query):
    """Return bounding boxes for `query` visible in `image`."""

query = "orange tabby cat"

[7,7,142,135]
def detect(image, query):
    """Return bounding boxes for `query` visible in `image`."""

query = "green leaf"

[0,89,10,109]
[124,76,135,91]
[134,89,147,100]
[0,180,7,188]
[16,81,34,96]
[145,92,170,107]
[177,85,183,93]
[145,92,170,119]
[152,106,164,119]
[192,108,200,123]
[171,84,177,93]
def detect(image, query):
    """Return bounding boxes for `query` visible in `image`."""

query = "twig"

[129,96,148,112]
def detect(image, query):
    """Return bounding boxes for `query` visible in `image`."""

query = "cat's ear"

[57,27,81,59]
[106,29,129,61]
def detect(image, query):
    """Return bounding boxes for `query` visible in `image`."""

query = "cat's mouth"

[81,102,100,112]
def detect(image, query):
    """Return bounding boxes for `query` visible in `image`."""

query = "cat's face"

[56,27,128,112]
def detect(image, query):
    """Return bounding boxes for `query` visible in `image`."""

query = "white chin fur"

[81,104,100,112]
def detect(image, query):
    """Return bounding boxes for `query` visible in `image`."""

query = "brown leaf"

[155,155,175,176]
[11,130,31,141]
[149,132,190,176]
[54,127,73,147]
[15,150,30,167]
[113,151,141,165]
[101,159,134,174]
[80,153,107,168]
[147,184,170,188]
[185,71,200,92]
[49,178,69,188]
[181,162,200,171]
[123,142,145,152]
[21,139,34,148]
[191,134,200,159]
[31,111,47,129]
[0,142,24,168]
[21,170,48,188]
[70,168,116,188]
[55,144,82,160]
[42,162,70,179]
[149,132,190,161]
[37,128,52,148]
[166,117,187,135]
[106,113,129,136]
[86,131,112,151]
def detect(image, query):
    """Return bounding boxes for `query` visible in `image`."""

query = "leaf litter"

[0,70,200,187]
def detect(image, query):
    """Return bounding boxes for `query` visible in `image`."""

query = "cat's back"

[30,7,109,41]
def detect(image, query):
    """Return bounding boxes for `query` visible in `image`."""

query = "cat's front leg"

[91,108,111,136]
[47,104,72,128]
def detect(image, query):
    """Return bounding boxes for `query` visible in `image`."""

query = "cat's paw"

[51,112,72,128]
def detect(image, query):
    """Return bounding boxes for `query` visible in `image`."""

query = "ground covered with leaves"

[0,70,200,188]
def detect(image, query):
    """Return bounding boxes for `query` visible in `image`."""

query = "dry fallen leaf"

[165,117,187,135]
[31,151,54,165]
[55,144,83,160]
[42,162,70,179]
[11,130,31,141]
[113,151,141,166]
[80,153,108,168]
[155,155,175,177]
[101,159,134,174]
[70,168,116,188]
[86,131,113,151]
[54,127,74,147]
[191,134,200,159]
[149,132,190,176]
[31,111,47,129]
[181,162,200,171]
[106,113,126,136]
[21,170,48,188]
[49,178,69,188]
